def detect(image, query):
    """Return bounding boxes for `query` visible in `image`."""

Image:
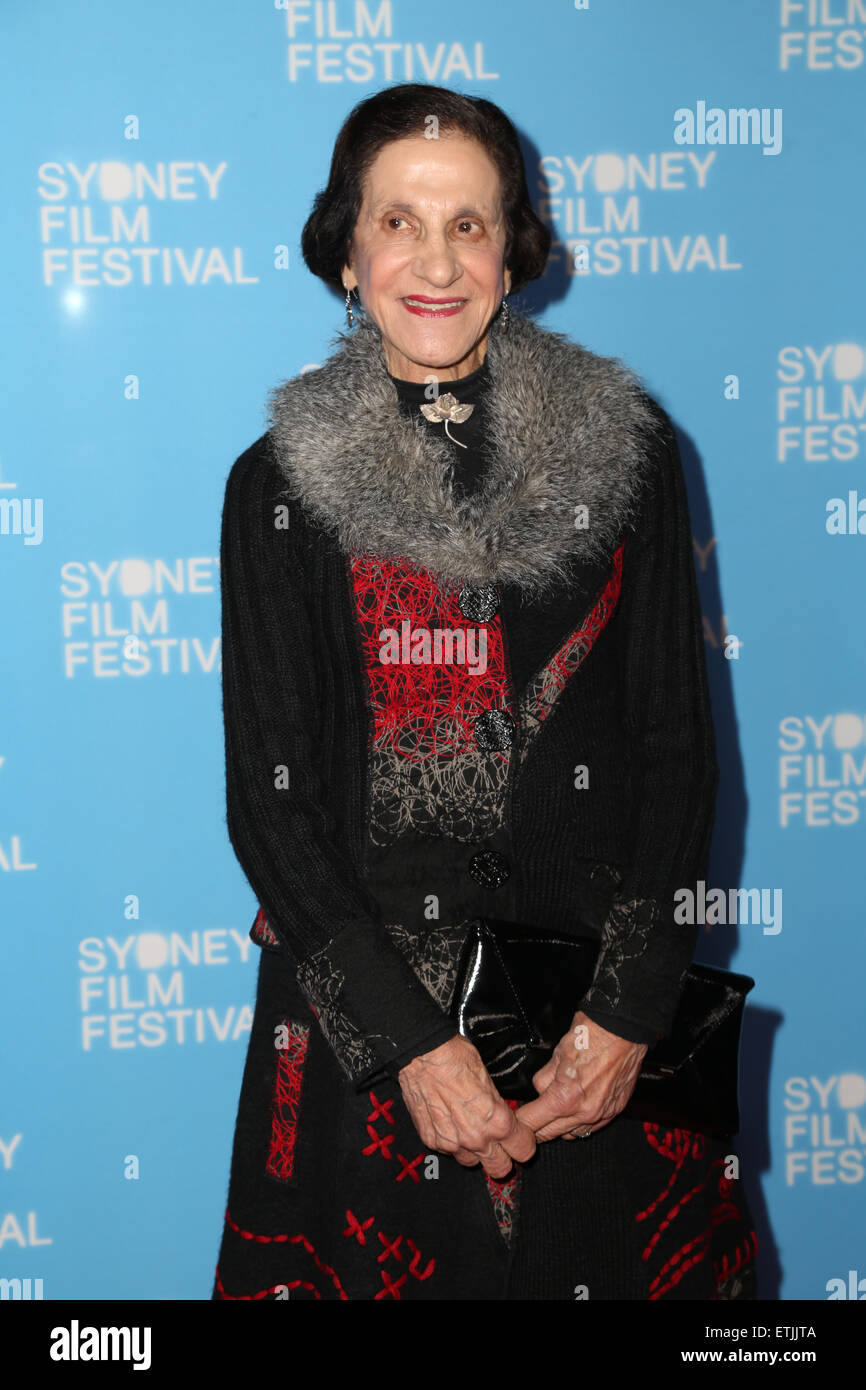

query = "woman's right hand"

[398,1034,537,1180]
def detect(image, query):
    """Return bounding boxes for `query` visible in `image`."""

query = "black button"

[458,583,499,622]
[473,708,515,751]
[468,849,511,890]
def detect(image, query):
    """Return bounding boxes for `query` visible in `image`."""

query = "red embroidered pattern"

[377,1230,402,1263]
[376,1268,406,1299]
[361,1089,424,1181]
[366,1091,394,1126]
[217,1208,349,1300]
[361,1124,394,1161]
[636,1124,758,1300]
[517,541,625,761]
[250,907,280,950]
[215,1203,437,1300]
[349,555,515,843]
[265,1021,309,1181]
[396,1151,425,1183]
[484,1168,522,1246]
[343,1210,375,1244]
[214,1272,321,1300]
[407,1238,435,1281]
[350,556,511,755]
[353,1092,437,1293]
[715,1230,759,1290]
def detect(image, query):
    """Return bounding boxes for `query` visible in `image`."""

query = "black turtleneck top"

[388,354,493,503]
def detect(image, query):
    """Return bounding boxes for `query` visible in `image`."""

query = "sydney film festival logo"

[784,1072,866,1186]
[78,922,254,1052]
[776,342,866,468]
[60,556,221,680]
[778,0,866,70]
[539,98,771,281]
[38,157,257,291]
[778,714,866,827]
[276,0,498,83]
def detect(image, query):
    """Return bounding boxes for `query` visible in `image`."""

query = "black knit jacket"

[219,352,719,1089]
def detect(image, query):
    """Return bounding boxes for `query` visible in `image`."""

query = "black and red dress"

[212,313,759,1300]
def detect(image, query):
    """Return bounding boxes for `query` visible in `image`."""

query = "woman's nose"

[411,231,462,284]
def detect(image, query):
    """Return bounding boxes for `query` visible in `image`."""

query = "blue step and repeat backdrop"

[1,0,864,1303]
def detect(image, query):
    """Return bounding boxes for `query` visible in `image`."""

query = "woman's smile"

[401,295,468,318]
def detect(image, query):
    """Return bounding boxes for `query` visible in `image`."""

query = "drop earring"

[344,283,359,328]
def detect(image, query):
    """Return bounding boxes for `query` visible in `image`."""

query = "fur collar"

[266,307,664,598]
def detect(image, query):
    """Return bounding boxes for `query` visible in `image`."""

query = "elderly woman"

[211,82,758,1301]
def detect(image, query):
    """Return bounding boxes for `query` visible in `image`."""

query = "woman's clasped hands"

[398,1034,535,1180]
[398,1012,648,1179]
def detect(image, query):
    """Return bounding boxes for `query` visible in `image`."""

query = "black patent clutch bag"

[449,919,755,1137]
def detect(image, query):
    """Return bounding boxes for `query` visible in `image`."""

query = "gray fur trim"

[266,308,666,597]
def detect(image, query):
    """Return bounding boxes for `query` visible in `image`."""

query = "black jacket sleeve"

[577,405,720,1045]
[219,440,459,1087]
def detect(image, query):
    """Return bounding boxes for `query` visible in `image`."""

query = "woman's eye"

[385,217,481,234]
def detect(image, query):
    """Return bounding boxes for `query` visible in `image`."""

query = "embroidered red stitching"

[215,1273,323,1301]
[361,1124,394,1160]
[353,1086,438,1292]
[265,1021,309,1181]
[350,555,511,756]
[714,1229,759,1289]
[484,1173,520,1208]
[641,1180,707,1260]
[641,1155,730,1260]
[250,907,280,950]
[376,1268,407,1300]
[395,1151,425,1183]
[483,1167,522,1245]
[635,1125,693,1222]
[520,541,625,734]
[650,1228,710,1287]
[711,1198,743,1227]
[377,1231,403,1263]
[649,1234,711,1299]
[636,1127,757,1300]
[343,1210,375,1245]
[366,1091,395,1126]
[222,1208,349,1300]
[407,1239,436,1281]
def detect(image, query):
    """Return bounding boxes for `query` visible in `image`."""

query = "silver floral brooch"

[419,393,474,447]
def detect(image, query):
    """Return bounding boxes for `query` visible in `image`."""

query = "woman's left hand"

[514,1011,648,1141]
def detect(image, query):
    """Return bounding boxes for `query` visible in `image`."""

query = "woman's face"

[341,133,512,383]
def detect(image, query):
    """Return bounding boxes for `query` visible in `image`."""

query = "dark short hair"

[301,83,551,298]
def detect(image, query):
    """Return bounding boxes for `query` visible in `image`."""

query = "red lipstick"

[402,295,467,318]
